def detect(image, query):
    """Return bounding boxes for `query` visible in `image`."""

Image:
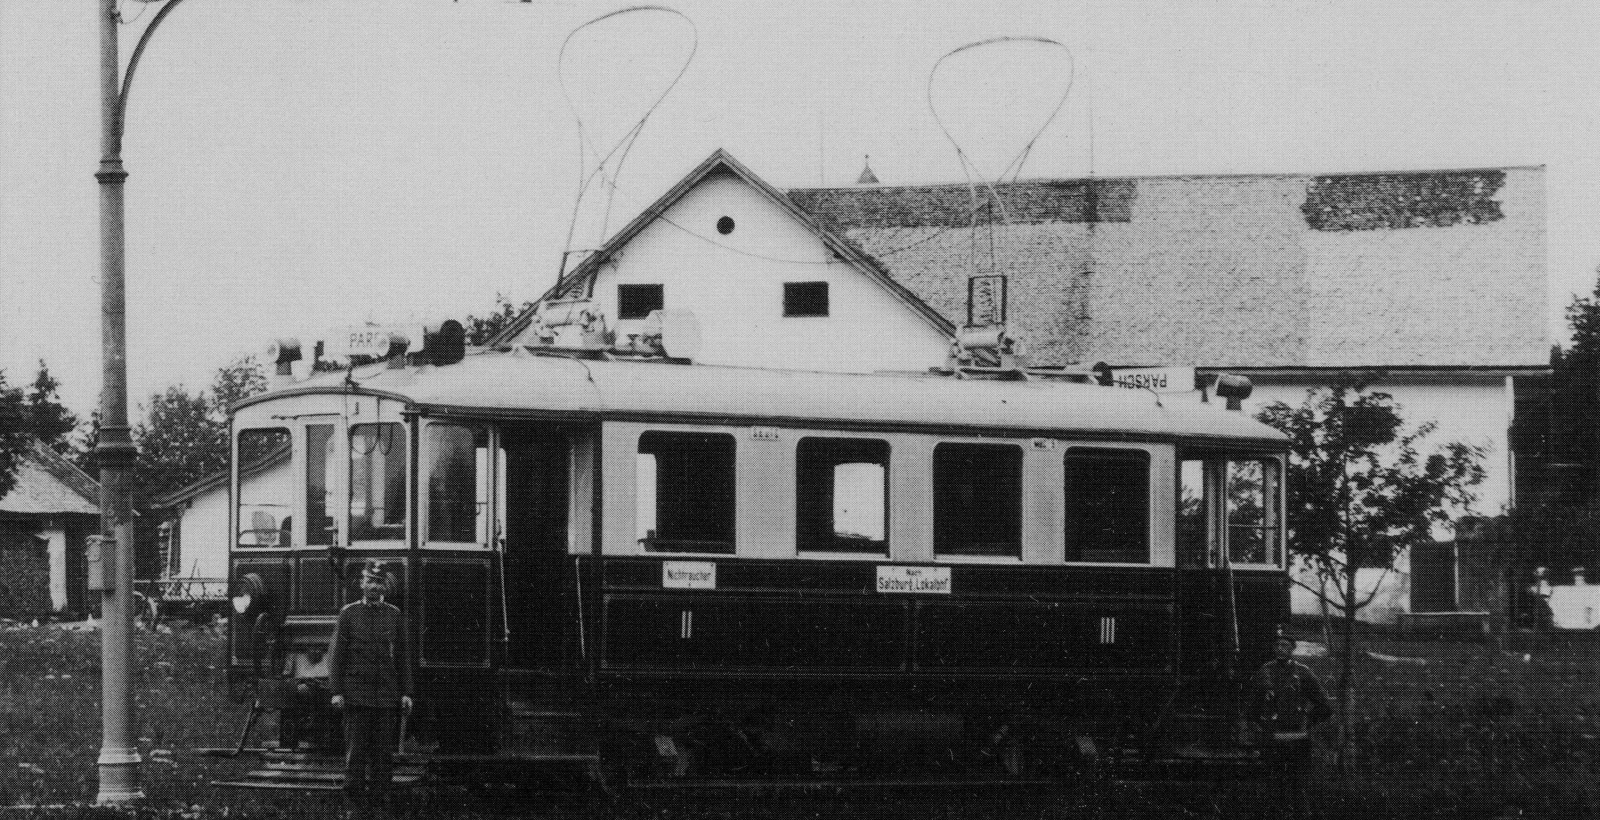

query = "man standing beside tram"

[330,561,414,813]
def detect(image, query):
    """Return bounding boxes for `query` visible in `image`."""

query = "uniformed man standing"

[1249,634,1332,818]
[330,561,414,812]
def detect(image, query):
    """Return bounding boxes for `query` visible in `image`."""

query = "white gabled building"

[495,150,955,373]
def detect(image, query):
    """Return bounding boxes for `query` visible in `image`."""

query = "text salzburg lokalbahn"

[223,309,1290,786]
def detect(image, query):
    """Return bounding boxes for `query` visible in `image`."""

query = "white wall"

[41,529,66,612]
[1242,376,1512,623]
[583,175,951,373]
[1245,377,1512,516]
[173,459,295,580]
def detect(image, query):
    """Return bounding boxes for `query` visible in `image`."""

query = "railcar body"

[224,344,1289,783]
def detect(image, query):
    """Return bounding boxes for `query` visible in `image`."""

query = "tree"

[25,361,78,453]
[134,385,220,508]
[1255,382,1485,759]
[1545,269,1600,501]
[0,361,82,499]
[1483,269,1600,607]
[463,294,536,346]
[0,371,31,501]
[211,355,268,412]
[130,357,266,508]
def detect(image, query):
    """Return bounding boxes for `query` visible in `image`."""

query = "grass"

[1,623,1598,818]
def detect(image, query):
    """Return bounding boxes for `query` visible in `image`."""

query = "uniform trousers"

[342,705,398,804]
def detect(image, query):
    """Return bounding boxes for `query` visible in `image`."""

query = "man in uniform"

[1249,634,1332,818]
[330,561,414,812]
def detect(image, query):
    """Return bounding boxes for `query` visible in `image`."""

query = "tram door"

[500,425,572,671]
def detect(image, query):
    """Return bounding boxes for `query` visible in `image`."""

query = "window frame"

[1063,446,1152,565]
[421,421,492,550]
[1177,452,1286,570]
[932,441,1024,560]
[636,430,738,555]
[233,426,293,550]
[1224,457,1283,568]
[796,436,890,556]
[348,421,409,545]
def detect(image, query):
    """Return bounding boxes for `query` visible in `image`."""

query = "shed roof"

[0,439,99,517]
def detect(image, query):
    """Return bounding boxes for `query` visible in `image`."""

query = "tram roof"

[239,350,1288,447]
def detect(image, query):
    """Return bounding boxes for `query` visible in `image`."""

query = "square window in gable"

[618,284,664,320]
[784,281,829,317]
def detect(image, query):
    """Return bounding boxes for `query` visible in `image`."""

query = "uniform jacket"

[329,598,413,708]
[1250,658,1332,740]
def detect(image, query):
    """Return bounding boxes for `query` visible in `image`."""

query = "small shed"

[0,440,100,618]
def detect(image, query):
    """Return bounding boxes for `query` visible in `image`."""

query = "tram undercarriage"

[210,655,1266,792]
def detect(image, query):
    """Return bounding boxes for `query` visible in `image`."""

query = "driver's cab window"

[425,422,490,546]
[350,422,406,542]
[235,427,291,548]
[306,423,336,546]
[1179,456,1283,568]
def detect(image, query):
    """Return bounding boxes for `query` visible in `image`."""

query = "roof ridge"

[27,438,100,508]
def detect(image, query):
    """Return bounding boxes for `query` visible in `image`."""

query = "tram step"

[509,708,583,720]
[209,780,342,791]
[213,768,423,791]
[420,752,599,763]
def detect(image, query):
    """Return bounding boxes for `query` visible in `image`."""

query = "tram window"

[350,423,406,541]
[933,443,1022,558]
[797,438,888,554]
[426,424,487,544]
[306,424,336,546]
[236,428,291,548]
[1064,448,1149,563]
[637,431,735,554]
[1177,460,1208,568]
[1228,459,1281,565]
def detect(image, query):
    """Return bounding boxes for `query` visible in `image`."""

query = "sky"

[2,0,1597,416]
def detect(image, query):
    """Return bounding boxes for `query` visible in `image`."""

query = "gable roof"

[488,149,955,347]
[787,167,1549,369]
[150,440,290,510]
[0,439,99,517]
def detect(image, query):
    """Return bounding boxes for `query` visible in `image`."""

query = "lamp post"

[95,0,190,804]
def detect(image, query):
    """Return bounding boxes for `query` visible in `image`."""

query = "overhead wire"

[556,6,697,285]
[926,36,1074,279]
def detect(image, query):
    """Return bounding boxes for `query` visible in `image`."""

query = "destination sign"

[325,326,406,359]
[662,561,716,590]
[1109,366,1195,395]
[876,565,951,595]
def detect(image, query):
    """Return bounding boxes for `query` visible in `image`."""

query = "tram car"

[222,307,1289,785]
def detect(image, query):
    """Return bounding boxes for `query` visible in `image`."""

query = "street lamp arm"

[113,0,192,151]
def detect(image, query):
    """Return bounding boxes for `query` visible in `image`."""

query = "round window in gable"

[716,216,735,235]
